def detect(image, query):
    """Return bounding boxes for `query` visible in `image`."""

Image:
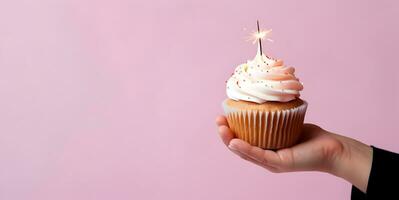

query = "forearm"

[329,134,373,193]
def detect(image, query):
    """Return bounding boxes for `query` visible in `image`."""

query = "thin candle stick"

[257,20,263,56]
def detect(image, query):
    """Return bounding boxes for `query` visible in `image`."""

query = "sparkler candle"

[251,20,273,58]
[256,20,263,56]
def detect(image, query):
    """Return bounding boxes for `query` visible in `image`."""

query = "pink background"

[1,0,398,199]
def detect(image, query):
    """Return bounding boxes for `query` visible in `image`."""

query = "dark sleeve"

[351,146,399,200]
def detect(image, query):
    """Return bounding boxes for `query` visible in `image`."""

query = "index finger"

[218,125,235,146]
[215,115,228,126]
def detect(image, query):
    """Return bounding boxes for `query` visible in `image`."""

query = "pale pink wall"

[0,0,398,199]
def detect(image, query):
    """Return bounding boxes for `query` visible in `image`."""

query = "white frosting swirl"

[226,46,303,103]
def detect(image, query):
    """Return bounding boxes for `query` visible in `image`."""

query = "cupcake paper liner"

[222,100,308,150]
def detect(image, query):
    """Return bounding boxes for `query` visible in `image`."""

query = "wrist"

[329,135,373,193]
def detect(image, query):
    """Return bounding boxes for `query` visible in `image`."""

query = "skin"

[216,115,373,193]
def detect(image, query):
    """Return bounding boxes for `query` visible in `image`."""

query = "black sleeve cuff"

[351,185,366,200]
[351,146,399,199]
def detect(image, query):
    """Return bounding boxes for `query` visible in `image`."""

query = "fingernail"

[228,143,237,150]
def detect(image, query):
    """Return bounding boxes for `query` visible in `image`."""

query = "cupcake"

[223,37,307,150]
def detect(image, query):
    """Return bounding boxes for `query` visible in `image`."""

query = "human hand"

[216,115,344,173]
[216,115,372,192]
